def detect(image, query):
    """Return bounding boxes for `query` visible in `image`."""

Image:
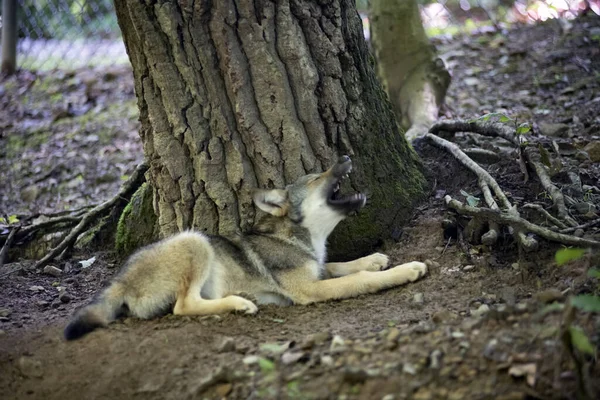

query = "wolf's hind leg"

[325,253,389,277]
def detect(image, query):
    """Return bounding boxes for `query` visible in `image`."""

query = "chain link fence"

[0,0,598,71]
[1,0,127,71]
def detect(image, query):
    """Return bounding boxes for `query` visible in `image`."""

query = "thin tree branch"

[0,226,20,268]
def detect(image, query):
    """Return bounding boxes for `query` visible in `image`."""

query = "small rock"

[242,355,260,365]
[413,321,435,333]
[534,288,563,303]
[451,331,465,339]
[471,304,490,318]
[58,291,72,304]
[29,286,45,292]
[538,122,570,137]
[0,308,11,317]
[330,335,346,352]
[281,351,306,365]
[432,310,458,324]
[320,355,334,367]
[413,388,434,400]
[483,339,508,362]
[171,368,184,376]
[215,337,236,353]
[301,331,331,349]
[0,330,5,335]
[386,328,401,343]
[413,293,424,304]
[381,395,395,400]
[463,265,476,272]
[429,349,443,369]
[584,141,600,162]
[214,383,232,397]
[402,363,417,375]
[43,265,62,277]
[574,229,584,237]
[17,356,43,378]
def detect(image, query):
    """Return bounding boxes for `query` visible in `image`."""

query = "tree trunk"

[370,0,451,140]
[114,0,427,260]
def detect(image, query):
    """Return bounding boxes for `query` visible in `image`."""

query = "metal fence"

[1,0,127,71]
[0,0,598,72]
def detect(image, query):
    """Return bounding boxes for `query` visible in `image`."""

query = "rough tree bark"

[370,0,451,140]
[114,0,427,260]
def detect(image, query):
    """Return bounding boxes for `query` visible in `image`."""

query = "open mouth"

[326,157,367,213]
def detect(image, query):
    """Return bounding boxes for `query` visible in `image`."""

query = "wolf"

[64,156,427,340]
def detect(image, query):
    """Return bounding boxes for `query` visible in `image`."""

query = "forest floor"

[1,14,599,400]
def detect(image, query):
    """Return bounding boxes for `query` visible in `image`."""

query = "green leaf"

[516,123,531,135]
[538,143,552,168]
[568,326,595,355]
[466,195,480,207]
[258,357,275,373]
[587,268,600,278]
[259,342,289,355]
[8,215,19,224]
[571,295,600,313]
[555,248,586,266]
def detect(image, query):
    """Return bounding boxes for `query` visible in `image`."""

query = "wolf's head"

[252,156,366,260]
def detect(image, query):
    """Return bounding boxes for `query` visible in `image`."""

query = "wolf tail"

[64,282,125,341]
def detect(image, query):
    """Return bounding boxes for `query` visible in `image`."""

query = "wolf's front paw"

[228,296,258,314]
[364,253,389,271]
[403,261,428,282]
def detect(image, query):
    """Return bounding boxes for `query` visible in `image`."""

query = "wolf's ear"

[252,189,289,217]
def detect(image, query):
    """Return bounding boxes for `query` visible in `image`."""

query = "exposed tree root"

[445,196,600,249]
[425,132,537,250]
[427,119,599,249]
[32,163,148,269]
[0,226,20,269]
[430,120,578,227]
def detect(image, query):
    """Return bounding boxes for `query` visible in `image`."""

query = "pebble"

[214,383,232,397]
[29,286,45,292]
[281,351,306,365]
[432,310,458,324]
[538,122,570,137]
[461,317,483,331]
[534,288,563,303]
[301,331,331,349]
[451,331,465,339]
[36,301,49,307]
[320,355,334,367]
[386,328,401,343]
[0,308,11,317]
[330,335,346,352]
[242,355,260,365]
[402,363,417,375]
[215,337,236,353]
[429,349,443,369]
[584,141,600,162]
[58,292,72,304]
[413,293,424,304]
[43,265,62,277]
[463,265,476,272]
[471,304,490,318]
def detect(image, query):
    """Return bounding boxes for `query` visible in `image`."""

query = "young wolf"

[65,156,427,340]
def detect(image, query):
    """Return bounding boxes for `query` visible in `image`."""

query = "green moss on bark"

[115,182,157,257]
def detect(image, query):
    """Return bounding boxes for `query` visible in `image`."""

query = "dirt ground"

[1,14,599,400]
